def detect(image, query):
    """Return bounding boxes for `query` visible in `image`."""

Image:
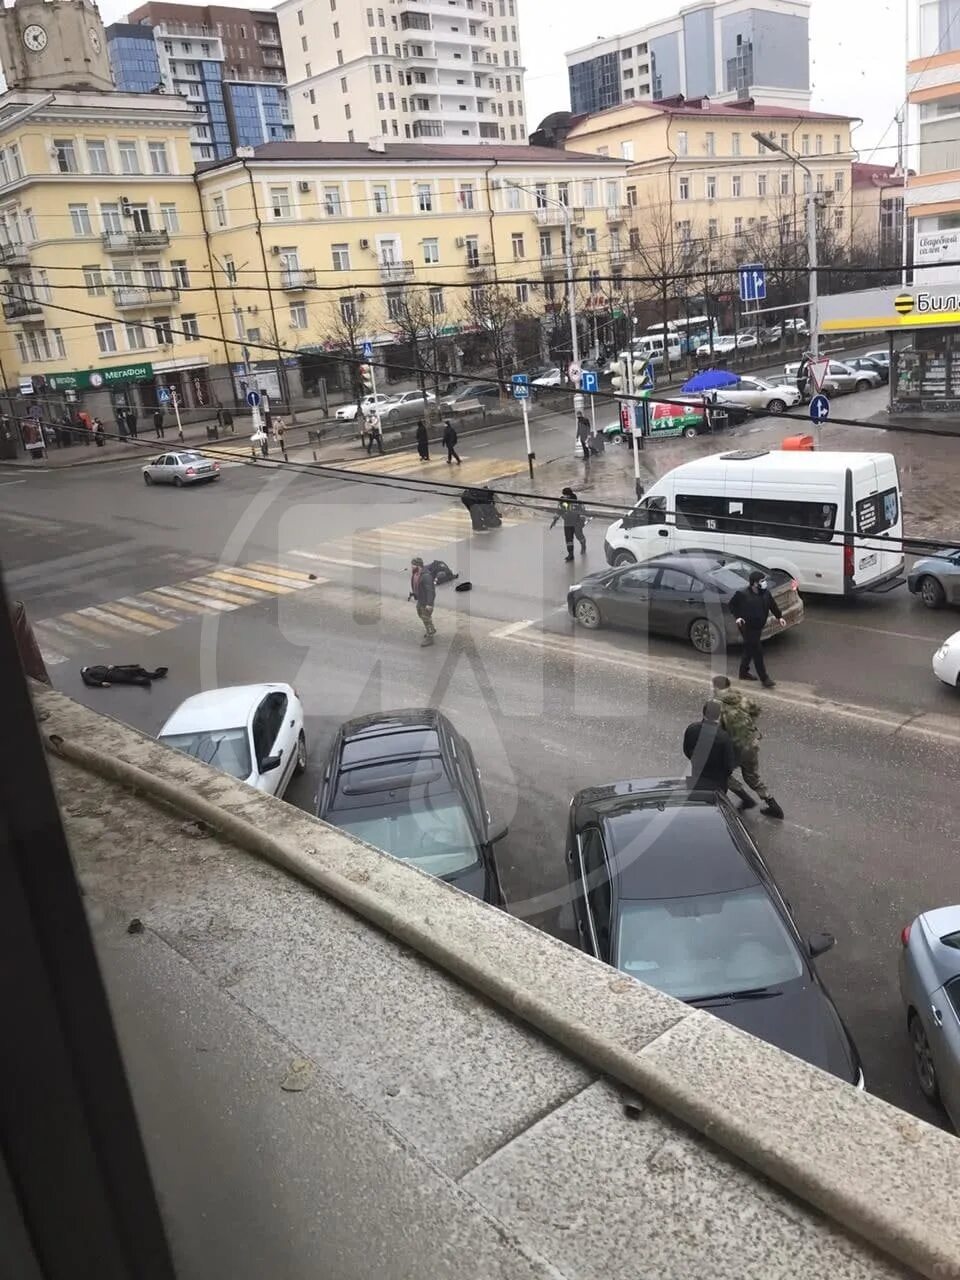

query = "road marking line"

[77,605,156,635]
[207,569,295,594]
[142,588,217,615]
[33,617,100,646]
[185,578,262,605]
[59,611,122,637]
[160,583,240,610]
[235,564,316,589]
[0,478,28,486]
[807,618,935,643]
[490,618,538,639]
[38,645,69,664]
[243,562,318,583]
[289,549,377,569]
[118,594,188,621]
[102,601,179,630]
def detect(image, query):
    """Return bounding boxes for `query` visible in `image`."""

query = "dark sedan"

[568,550,803,654]
[566,779,863,1085]
[315,709,506,904]
[844,355,889,384]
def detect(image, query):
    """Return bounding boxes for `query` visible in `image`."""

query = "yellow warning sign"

[894,293,915,315]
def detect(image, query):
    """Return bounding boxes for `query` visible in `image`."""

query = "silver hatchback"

[142,450,221,486]
[898,905,960,1131]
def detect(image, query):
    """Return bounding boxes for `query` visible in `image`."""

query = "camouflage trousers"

[736,744,771,801]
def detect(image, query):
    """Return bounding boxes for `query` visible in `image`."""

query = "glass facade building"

[107,25,162,93]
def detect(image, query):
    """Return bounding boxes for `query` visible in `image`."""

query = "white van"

[603,448,904,596]
[633,332,682,366]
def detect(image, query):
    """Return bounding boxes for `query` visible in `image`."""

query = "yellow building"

[563,98,858,287]
[194,138,630,392]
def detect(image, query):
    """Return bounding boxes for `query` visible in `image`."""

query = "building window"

[53,140,77,173]
[626,185,637,207]
[223,256,237,285]
[298,7,304,23]
[160,204,179,232]
[505,184,521,210]
[582,180,595,207]
[422,237,439,263]
[385,289,404,321]
[341,76,348,93]
[148,142,169,175]
[734,217,743,238]
[515,281,528,303]
[429,286,444,315]
[676,130,688,156]
[87,140,109,174]
[125,322,148,351]
[678,176,690,200]
[757,172,767,197]
[338,295,357,325]
[704,131,715,156]
[182,314,200,341]
[170,260,190,287]
[705,175,717,200]
[708,218,718,240]
[731,132,741,156]
[95,322,116,354]
[290,301,308,328]
[270,187,291,218]
[585,227,597,251]
[302,34,308,50]
[118,141,141,174]
[373,184,389,213]
[801,134,810,155]
[538,230,551,258]
[416,183,432,212]
[834,133,842,153]
[83,266,104,296]
[834,207,844,231]
[332,243,350,271]
[731,174,742,198]
[834,171,844,193]
[815,134,823,155]
[100,202,123,234]
[153,316,174,345]
[69,204,92,235]
[212,195,226,227]
[459,183,475,210]
[323,186,343,216]
[344,104,351,119]
[511,231,524,259]
[779,171,790,196]
[816,172,825,193]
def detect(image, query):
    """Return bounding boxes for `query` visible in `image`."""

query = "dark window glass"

[945,976,960,1021]
[855,487,898,535]
[617,566,659,590]
[581,829,611,935]
[742,497,838,543]
[676,492,728,531]
[658,569,699,594]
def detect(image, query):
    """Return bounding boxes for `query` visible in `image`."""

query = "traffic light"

[610,351,630,395]
[359,363,374,394]
[631,354,647,384]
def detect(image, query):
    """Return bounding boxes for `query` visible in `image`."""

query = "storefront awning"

[819,284,960,334]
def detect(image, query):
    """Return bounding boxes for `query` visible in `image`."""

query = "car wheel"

[909,1012,940,1102]
[574,598,602,630]
[173,475,184,487]
[294,730,307,775]
[855,379,871,393]
[767,398,787,414]
[143,472,152,485]
[689,618,721,654]
[611,549,637,567]
[919,575,946,609]
[682,425,699,439]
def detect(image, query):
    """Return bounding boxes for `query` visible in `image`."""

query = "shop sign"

[915,228,960,266]
[47,362,153,392]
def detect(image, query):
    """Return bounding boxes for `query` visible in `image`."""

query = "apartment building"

[851,161,906,267]
[563,98,856,264]
[277,0,526,145]
[566,0,810,117]
[108,4,293,161]
[194,139,628,386]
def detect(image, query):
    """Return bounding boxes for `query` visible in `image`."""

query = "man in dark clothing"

[415,419,430,461]
[683,701,754,805]
[409,556,437,646]
[795,351,812,400]
[442,419,461,465]
[730,569,785,687]
[153,407,165,438]
[576,412,591,460]
[550,487,587,561]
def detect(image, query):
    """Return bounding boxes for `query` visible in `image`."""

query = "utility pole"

[753,132,819,358]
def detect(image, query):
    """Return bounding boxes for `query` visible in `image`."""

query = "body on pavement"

[731,570,785,687]
[712,675,784,819]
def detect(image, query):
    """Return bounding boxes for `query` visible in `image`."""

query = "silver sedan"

[899,904,960,1130]
[907,549,960,609]
[142,450,221,486]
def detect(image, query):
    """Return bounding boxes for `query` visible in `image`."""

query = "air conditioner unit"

[574,225,586,237]
[455,236,466,248]
[359,238,370,249]
[298,180,311,193]
[270,245,281,255]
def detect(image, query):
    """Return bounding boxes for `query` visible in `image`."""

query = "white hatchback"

[933,632,960,689]
[158,682,307,798]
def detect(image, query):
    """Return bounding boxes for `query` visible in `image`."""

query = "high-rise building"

[108,4,294,161]
[565,0,810,118]
[277,0,527,145]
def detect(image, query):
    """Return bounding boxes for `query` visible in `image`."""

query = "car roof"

[337,708,447,763]
[652,448,893,480]
[159,682,291,734]
[632,549,764,576]
[329,708,458,812]
[573,782,758,900]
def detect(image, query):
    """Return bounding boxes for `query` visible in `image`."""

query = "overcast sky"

[96,0,908,163]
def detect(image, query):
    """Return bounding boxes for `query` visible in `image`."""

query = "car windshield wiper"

[688,986,783,1005]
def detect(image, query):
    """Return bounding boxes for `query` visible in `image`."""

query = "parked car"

[142,450,221,486]
[378,389,437,422]
[158,683,306,798]
[784,359,881,396]
[697,335,737,357]
[865,349,892,371]
[932,630,960,687]
[898,905,960,1130]
[783,317,809,336]
[531,367,563,388]
[315,708,506,904]
[566,779,863,1085]
[568,549,803,654]
[844,355,889,384]
[760,325,783,345]
[714,376,802,415]
[335,393,391,422]
[907,549,960,609]
[440,381,500,410]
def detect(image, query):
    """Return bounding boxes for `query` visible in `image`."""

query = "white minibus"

[603,448,904,595]
[633,331,682,365]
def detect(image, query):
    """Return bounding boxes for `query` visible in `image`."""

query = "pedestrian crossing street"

[326,450,529,487]
[289,504,522,570]
[32,561,326,666]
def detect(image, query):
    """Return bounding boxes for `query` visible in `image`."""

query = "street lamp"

[752,131,819,358]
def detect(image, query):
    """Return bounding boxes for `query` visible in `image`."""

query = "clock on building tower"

[0,0,114,92]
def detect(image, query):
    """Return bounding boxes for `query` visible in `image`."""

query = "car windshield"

[180,451,204,461]
[160,727,251,780]
[615,886,805,1000]
[335,801,479,877]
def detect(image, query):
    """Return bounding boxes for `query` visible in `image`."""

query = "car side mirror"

[260,752,282,773]
[807,931,835,958]
[488,820,508,844]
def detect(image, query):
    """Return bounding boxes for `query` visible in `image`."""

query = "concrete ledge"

[36,686,959,1279]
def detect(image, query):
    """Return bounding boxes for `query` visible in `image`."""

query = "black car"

[566,780,863,1085]
[315,709,506,904]
[569,550,804,654]
[844,355,889,384]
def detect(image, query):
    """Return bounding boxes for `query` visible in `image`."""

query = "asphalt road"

[2,427,957,1132]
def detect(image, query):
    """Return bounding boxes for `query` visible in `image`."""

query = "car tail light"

[843,544,855,578]
[900,924,911,947]
[185,466,196,476]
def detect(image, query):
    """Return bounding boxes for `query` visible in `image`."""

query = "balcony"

[112,285,181,310]
[3,296,43,320]
[0,242,30,267]
[102,230,171,253]
[280,268,316,291]
[533,206,584,227]
[465,249,494,272]
[256,29,281,46]
[605,205,631,223]
[539,254,565,276]
[379,259,415,282]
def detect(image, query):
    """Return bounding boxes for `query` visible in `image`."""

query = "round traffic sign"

[809,393,830,424]
[245,389,261,408]
[567,360,581,383]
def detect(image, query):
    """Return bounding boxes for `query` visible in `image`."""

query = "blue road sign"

[738,263,767,303]
[638,362,655,391]
[511,373,530,400]
[809,393,830,424]
[245,389,261,408]
[156,386,172,405]
[361,341,374,359]
[580,370,599,394]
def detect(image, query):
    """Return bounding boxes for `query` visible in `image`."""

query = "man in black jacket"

[730,569,785,687]
[409,556,437,646]
[442,419,461,465]
[683,701,754,806]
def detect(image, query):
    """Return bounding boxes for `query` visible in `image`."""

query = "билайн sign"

[820,285,960,334]
[47,362,154,392]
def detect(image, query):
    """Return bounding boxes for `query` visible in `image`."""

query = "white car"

[335,394,390,422]
[933,632,960,688]
[697,335,737,357]
[715,376,802,415]
[158,682,306,798]
[531,367,562,387]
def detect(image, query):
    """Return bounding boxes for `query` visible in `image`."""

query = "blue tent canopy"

[681,370,741,393]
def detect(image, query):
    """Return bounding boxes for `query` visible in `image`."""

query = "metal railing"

[112,286,181,309]
[102,230,171,252]
[533,206,584,226]
[379,260,415,282]
[0,242,30,266]
[280,268,317,290]
[3,297,43,319]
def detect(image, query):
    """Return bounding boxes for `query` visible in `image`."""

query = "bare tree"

[629,202,703,375]
[388,285,459,411]
[460,275,531,386]
[318,292,368,409]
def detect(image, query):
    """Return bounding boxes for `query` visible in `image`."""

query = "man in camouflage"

[711,675,785,819]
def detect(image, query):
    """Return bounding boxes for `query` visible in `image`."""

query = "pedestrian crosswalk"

[32,560,326,666]
[331,450,529,487]
[290,504,521,571]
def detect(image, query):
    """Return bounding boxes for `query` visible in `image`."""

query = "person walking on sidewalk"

[442,419,461,465]
[408,556,437,646]
[153,407,165,439]
[93,417,105,448]
[550,487,587,561]
[730,570,785,687]
[416,418,430,461]
[711,675,784,819]
[365,417,384,455]
[576,411,591,460]
[274,415,288,461]
[682,701,755,806]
